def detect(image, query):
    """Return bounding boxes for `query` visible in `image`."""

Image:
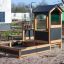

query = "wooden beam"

[51,39,62,44]
[50,7,55,13]
[60,12,62,49]
[57,7,62,13]
[25,37,29,40]
[22,23,25,41]
[22,30,25,41]
[48,13,51,44]
[50,39,62,48]
[30,36,34,40]
[34,14,37,40]
[34,15,37,30]
[21,44,50,51]
[48,13,51,50]
[46,16,49,30]
[50,7,62,13]
[9,42,12,47]
[51,25,61,28]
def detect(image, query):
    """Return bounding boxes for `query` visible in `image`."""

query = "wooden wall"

[50,28,61,40]
[35,31,49,41]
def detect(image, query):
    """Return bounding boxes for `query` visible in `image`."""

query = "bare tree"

[11,3,30,13]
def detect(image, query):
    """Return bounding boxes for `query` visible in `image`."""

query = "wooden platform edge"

[21,44,50,51]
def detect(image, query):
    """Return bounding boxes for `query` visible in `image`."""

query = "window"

[51,9,60,25]
[24,14,26,18]
[14,13,16,17]
[24,14,26,21]
[0,12,5,22]
[36,14,46,31]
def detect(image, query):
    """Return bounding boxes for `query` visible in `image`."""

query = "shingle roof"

[33,5,62,15]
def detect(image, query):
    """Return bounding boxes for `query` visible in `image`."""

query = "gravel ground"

[0,43,64,64]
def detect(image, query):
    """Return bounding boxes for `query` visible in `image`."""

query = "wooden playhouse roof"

[33,5,62,15]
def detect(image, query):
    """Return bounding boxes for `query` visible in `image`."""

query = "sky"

[12,0,42,5]
[12,0,62,5]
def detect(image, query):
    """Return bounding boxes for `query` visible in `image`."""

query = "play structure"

[0,5,62,58]
[10,21,34,41]
[33,5,62,48]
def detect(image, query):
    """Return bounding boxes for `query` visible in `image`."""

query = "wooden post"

[9,41,12,47]
[48,13,51,50]
[17,50,21,59]
[60,12,62,49]
[46,16,49,30]
[33,14,37,40]
[22,23,25,41]
[22,29,25,41]
[34,14,37,30]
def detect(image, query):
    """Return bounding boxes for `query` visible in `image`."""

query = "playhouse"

[12,5,62,48]
[33,5,62,48]
[0,5,63,58]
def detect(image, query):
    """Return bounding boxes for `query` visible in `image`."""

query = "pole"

[30,2,36,21]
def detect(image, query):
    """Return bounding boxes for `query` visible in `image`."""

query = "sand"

[0,43,64,64]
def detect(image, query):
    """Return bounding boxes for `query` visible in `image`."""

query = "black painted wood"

[50,28,61,40]
[35,31,49,41]
[0,46,21,57]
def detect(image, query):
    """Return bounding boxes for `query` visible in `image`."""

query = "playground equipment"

[22,21,34,41]
[33,5,62,48]
[0,5,62,58]
[9,21,34,41]
[8,5,62,48]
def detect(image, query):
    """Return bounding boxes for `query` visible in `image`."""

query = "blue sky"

[12,0,42,5]
[12,0,62,5]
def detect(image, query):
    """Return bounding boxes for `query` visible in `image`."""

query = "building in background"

[0,0,11,23]
[12,13,30,22]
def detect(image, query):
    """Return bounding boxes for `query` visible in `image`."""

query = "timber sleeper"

[0,45,21,58]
